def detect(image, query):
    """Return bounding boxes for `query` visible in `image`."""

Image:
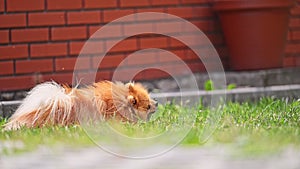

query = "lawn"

[0,97,300,156]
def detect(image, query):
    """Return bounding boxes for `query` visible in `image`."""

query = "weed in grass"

[204,79,236,91]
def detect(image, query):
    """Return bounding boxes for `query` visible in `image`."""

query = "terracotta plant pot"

[213,0,295,70]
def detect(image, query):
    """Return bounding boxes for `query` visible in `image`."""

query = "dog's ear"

[127,95,137,105]
[126,82,135,92]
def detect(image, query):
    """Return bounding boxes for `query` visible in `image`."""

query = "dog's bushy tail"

[3,81,76,130]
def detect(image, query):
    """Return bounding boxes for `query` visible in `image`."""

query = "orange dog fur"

[3,81,157,130]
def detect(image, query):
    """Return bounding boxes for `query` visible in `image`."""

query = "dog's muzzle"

[147,100,158,121]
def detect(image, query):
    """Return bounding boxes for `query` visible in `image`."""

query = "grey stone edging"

[0,100,22,119]
[145,67,300,92]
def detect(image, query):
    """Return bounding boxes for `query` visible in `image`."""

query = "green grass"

[1,97,300,156]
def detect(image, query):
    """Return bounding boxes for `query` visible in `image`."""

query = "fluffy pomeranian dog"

[4,81,157,130]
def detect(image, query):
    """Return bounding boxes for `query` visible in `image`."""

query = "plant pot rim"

[213,0,295,11]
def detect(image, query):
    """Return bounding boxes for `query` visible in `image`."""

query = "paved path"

[1,146,300,169]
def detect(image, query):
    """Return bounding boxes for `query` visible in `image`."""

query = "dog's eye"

[147,105,151,110]
[128,95,137,105]
[132,98,137,105]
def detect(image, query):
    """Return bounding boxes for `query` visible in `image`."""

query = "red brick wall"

[286,0,300,67]
[0,0,299,91]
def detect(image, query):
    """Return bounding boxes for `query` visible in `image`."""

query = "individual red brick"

[286,44,300,53]
[0,61,14,75]
[11,28,49,43]
[167,7,196,19]
[124,23,155,36]
[169,37,186,48]
[141,68,170,80]
[29,12,65,26]
[195,47,220,60]
[174,49,189,60]
[16,59,53,74]
[290,30,300,41]
[85,41,105,54]
[120,0,149,7]
[110,67,145,81]
[106,38,137,53]
[0,45,28,60]
[185,49,202,61]
[0,14,26,28]
[165,63,190,76]
[127,52,157,66]
[156,62,179,76]
[0,30,9,44]
[158,49,185,63]
[7,0,44,12]
[0,0,4,12]
[88,25,102,36]
[68,11,101,25]
[47,0,82,10]
[191,20,216,32]
[55,57,90,72]
[207,34,224,45]
[140,37,168,49]
[43,73,73,85]
[291,6,300,15]
[51,26,87,41]
[137,7,165,13]
[96,71,111,81]
[283,57,295,67]
[150,0,179,6]
[188,62,206,73]
[85,0,117,9]
[94,54,125,69]
[287,31,292,40]
[289,18,300,28]
[0,76,35,91]
[170,34,213,48]
[96,24,123,38]
[168,7,212,19]
[69,41,104,56]
[103,9,135,23]
[295,56,300,66]
[136,8,166,21]
[132,71,147,81]
[155,21,184,34]
[69,41,85,56]
[30,43,67,58]
[194,6,213,17]
[72,71,98,84]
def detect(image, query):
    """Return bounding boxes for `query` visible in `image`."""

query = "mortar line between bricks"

[3,0,6,14]
[12,59,16,75]
[44,0,47,11]
[28,43,31,60]
[81,0,85,10]
[25,12,29,27]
